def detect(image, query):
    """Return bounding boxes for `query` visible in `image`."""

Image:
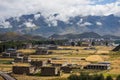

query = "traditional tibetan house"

[52,62,67,67]
[2,48,23,58]
[6,48,16,53]
[2,52,23,58]
[14,56,31,63]
[30,60,47,68]
[60,66,72,73]
[84,62,110,70]
[81,42,91,47]
[12,66,35,75]
[35,48,49,55]
[47,45,58,50]
[41,67,61,76]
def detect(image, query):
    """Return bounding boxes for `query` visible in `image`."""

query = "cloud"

[0,21,12,28]
[80,22,92,27]
[0,0,120,22]
[34,13,41,20]
[96,22,102,26]
[24,22,36,28]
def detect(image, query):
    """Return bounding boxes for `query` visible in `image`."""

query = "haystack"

[86,55,104,62]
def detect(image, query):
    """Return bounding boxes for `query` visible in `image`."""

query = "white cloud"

[51,20,58,26]
[24,22,36,28]
[119,20,120,22]
[77,18,83,25]
[96,22,102,26]
[80,22,92,27]
[0,21,12,28]
[0,0,120,22]
[34,13,41,20]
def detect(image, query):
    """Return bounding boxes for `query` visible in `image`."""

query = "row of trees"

[30,40,67,45]
[68,73,120,80]
[0,41,26,53]
[71,41,109,47]
[0,40,67,53]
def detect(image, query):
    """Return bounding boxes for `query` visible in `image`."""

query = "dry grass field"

[17,49,36,55]
[1,46,120,80]
[0,76,4,80]
[0,58,13,72]
[12,74,68,80]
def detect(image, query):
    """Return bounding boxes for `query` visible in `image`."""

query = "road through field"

[0,71,16,80]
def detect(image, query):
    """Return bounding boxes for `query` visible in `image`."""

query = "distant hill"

[50,32,101,39]
[102,35,120,39]
[78,32,101,39]
[1,32,120,41]
[50,32,120,40]
[0,32,45,41]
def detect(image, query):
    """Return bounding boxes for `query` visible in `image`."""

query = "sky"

[0,0,120,21]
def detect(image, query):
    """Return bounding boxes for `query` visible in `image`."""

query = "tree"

[116,75,120,80]
[91,41,95,46]
[71,42,75,46]
[98,74,105,80]
[77,41,82,46]
[93,74,104,80]
[79,72,92,80]
[105,41,109,46]
[106,75,113,80]
[68,74,79,80]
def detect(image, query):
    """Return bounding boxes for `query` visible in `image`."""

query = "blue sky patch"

[91,0,118,5]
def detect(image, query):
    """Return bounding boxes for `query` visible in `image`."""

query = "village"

[0,38,120,80]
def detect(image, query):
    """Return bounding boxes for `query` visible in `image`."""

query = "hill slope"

[0,32,45,41]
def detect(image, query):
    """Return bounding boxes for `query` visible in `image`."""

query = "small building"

[14,56,31,63]
[26,43,33,49]
[6,48,16,53]
[2,48,23,58]
[47,45,58,50]
[14,57,23,63]
[98,62,111,65]
[84,63,110,70]
[2,52,23,58]
[84,47,96,50]
[81,42,91,47]
[22,43,33,49]
[52,63,67,67]
[30,60,46,68]
[60,66,72,73]
[41,67,61,76]
[35,48,50,55]
[12,66,35,75]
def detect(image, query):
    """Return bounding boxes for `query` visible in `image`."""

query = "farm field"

[0,76,4,80]
[12,74,68,80]
[1,46,120,80]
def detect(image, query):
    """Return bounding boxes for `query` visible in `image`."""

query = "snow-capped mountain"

[0,12,120,37]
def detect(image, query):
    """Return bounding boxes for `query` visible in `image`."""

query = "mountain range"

[0,12,120,37]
